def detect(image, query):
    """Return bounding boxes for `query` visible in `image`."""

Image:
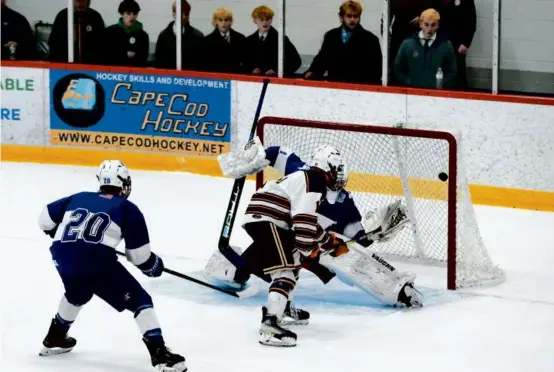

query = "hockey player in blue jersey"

[38,160,187,372]
[206,139,421,320]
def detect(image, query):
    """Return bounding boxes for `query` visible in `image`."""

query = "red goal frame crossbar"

[256,116,459,290]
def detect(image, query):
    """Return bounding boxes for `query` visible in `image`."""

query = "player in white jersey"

[38,160,187,372]
[237,145,350,347]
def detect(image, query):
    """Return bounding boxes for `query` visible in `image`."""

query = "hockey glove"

[320,233,349,257]
[218,137,270,179]
[137,253,164,278]
[362,200,409,243]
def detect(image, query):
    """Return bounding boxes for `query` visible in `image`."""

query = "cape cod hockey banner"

[49,69,231,156]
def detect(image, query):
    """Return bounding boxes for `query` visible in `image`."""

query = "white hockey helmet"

[308,145,348,191]
[97,160,132,198]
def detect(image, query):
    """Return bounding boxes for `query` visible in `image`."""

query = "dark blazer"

[154,21,204,70]
[243,26,301,77]
[48,7,105,63]
[307,25,382,85]
[202,28,246,73]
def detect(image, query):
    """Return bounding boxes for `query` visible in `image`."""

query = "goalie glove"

[360,200,409,244]
[217,136,270,179]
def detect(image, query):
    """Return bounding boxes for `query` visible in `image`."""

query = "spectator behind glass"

[435,0,477,89]
[387,0,437,84]
[1,0,36,60]
[102,0,149,67]
[202,8,246,73]
[48,0,105,63]
[243,5,301,77]
[394,8,457,89]
[304,1,382,85]
[154,0,204,70]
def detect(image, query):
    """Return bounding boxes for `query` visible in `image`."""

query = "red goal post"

[256,116,504,290]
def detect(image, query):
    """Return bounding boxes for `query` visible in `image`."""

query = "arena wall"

[1,61,553,211]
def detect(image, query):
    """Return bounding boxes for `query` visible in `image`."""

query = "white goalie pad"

[203,246,244,289]
[319,243,415,305]
[218,137,270,179]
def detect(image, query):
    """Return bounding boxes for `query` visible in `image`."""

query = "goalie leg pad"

[320,248,417,306]
[203,246,245,290]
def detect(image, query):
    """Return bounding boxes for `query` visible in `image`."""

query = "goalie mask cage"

[256,116,504,290]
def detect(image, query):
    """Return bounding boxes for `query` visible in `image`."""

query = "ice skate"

[39,318,77,356]
[259,306,297,347]
[397,283,423,308]
[279,301,310,326]
[143,336,187,372]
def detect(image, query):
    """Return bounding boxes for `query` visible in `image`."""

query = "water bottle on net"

[436,67,444,89]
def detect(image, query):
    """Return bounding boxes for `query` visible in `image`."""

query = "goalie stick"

[217,79,270,269]
[114,251,257,298]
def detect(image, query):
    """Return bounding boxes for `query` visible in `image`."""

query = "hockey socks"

[55,295,83,331]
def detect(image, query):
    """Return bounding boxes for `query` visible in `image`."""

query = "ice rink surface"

[1,162,553,372]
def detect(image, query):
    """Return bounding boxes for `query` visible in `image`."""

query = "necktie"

[259,35,265,42]
[224,34,230,43]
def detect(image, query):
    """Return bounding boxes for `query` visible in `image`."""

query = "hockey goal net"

[256,116,504,290]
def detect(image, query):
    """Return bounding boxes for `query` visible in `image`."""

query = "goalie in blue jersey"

[38,160,187,372]
[205,139,423,322]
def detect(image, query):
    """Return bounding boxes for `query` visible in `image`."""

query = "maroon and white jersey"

[243,170,330,255]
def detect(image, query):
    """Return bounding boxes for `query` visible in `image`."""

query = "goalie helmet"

[308,145,348,191]
[97,160,132,198]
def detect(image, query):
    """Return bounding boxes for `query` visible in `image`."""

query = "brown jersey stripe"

[293,214,318,225]
[295,239,318,250]
[295,232,317,240]
[295,227,319,238]
[251,193,291,209]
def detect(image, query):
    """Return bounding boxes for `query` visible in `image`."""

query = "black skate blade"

[39,346,74,357]
[154,361,188,372]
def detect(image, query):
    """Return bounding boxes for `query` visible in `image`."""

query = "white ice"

[1,162,553,372]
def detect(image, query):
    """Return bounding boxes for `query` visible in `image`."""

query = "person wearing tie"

[202,8,246,73]
[394,8,457,89]
[243,5,301,77]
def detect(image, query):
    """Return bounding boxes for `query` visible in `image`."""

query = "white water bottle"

[436,67,444,89]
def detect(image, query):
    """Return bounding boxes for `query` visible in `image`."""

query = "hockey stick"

[218,78,270,269]
[115,251,257,298]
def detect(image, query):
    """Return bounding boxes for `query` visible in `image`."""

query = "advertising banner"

[0,67,46,145]
[49,69,231,156]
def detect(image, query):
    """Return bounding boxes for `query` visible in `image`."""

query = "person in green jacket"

[103,0,150,67]
[394,8,457,89]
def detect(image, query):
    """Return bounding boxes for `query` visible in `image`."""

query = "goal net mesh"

[258,118,504,289]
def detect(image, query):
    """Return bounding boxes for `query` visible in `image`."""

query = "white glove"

[363,200,409,242]
[218,136,270,179]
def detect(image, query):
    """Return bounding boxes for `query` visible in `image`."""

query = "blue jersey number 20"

[61,208,111,244]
